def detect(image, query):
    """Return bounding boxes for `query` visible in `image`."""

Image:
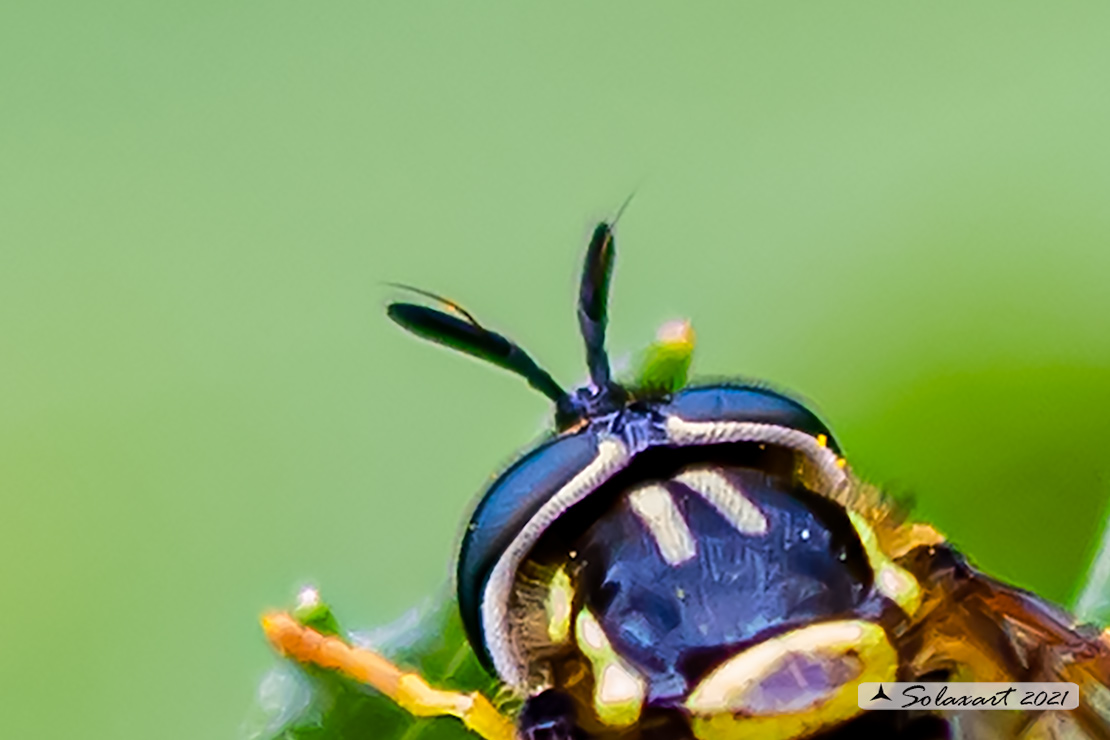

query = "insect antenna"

[577,194,633,390]
[386,285,567,404]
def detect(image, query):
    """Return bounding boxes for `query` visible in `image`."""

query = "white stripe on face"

[675,466,769,536]
[627,483,698,565]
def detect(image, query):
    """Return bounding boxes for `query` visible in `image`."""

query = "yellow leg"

[262,612,515,740]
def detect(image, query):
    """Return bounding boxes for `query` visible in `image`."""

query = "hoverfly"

[256,216,1110,740]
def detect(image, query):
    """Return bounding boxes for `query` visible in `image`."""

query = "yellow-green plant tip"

[631,320,695,395]
[291,585,341,636]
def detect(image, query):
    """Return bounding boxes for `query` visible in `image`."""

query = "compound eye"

[457,431,604,669]
[665,385,840,453]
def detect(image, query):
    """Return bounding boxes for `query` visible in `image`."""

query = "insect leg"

[261,612,515,740]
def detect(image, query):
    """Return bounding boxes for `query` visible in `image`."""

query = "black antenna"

[387,288,567,404]
[577,195,632,390]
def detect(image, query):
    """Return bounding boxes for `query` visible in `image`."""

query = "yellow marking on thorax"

[675,466,769,535]
[628,483,698,565]
[847,510,923,615]
[574,608,646,727]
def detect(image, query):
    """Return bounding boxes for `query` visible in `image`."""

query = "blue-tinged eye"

[457,430,601,663]
[663,384,839,453]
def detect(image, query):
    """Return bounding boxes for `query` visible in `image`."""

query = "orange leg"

[262,612,515,740]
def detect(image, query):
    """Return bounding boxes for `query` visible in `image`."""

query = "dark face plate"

[523,441,872,706]
[575,458,870,704]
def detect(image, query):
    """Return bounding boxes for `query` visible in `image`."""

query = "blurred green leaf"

[245,590,501,740]
[1074,499,1110,627]
[291,588,342,638]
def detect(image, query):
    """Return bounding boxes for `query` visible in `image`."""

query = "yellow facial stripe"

[628,483,698,565]
[574,609,646,727]
[546,567,574,643]
[676,466,769,536]
[847,510,923,615]
[685,620,897,740]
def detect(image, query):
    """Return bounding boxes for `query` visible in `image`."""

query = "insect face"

[265,213,1110,740]
[385,219,945,739]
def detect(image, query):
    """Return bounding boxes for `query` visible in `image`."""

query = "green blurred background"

[3,3,1110,738]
